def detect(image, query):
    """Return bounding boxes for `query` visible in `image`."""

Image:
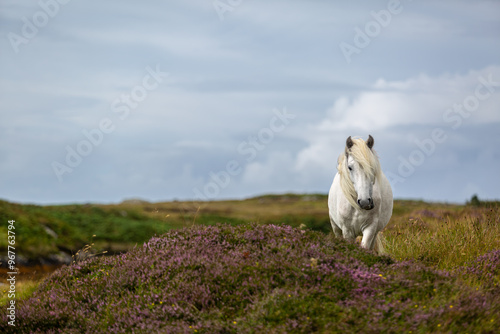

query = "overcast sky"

[1,0,499,204]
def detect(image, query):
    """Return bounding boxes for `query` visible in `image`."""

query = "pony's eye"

[348,166,353,171]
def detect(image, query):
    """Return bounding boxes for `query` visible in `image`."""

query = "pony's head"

[337,135,381,210]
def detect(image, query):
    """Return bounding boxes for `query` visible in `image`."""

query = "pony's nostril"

[357,199,362,205]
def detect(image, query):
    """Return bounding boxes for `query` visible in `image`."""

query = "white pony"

[328,135,393,254]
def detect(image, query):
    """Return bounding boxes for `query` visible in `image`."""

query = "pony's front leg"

[329,217,343,238]
[341,228,356,241]
[360,227,378,250]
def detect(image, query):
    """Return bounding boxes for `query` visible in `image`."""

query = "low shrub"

[1,224,498,333]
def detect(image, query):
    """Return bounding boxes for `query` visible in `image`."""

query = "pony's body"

[328,136,393,253]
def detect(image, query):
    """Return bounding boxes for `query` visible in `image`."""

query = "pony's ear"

[346,136,354,150]
[366,135,374,149]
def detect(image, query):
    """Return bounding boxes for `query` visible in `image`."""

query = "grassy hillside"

[0,194,331,262]
[1,195,499,270]
[1,223,499,333]
[1,194,499,332]
[0,200,171,261]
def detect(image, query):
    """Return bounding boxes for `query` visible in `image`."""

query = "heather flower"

[0,223,497,333]
[458,249,500,285]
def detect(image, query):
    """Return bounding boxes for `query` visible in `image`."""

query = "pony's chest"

[341,209,376,234]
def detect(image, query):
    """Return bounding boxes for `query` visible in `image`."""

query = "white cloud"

[292,65,500,191]
[333,67,500,131]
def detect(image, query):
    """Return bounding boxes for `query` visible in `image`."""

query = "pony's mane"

[337,137,382,209]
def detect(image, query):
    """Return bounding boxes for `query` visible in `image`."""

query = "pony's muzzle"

[357,198,374,210]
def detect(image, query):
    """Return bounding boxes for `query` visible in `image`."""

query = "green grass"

[384,202,500,271]
[0,280,41,306]
[0,200,173,259]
